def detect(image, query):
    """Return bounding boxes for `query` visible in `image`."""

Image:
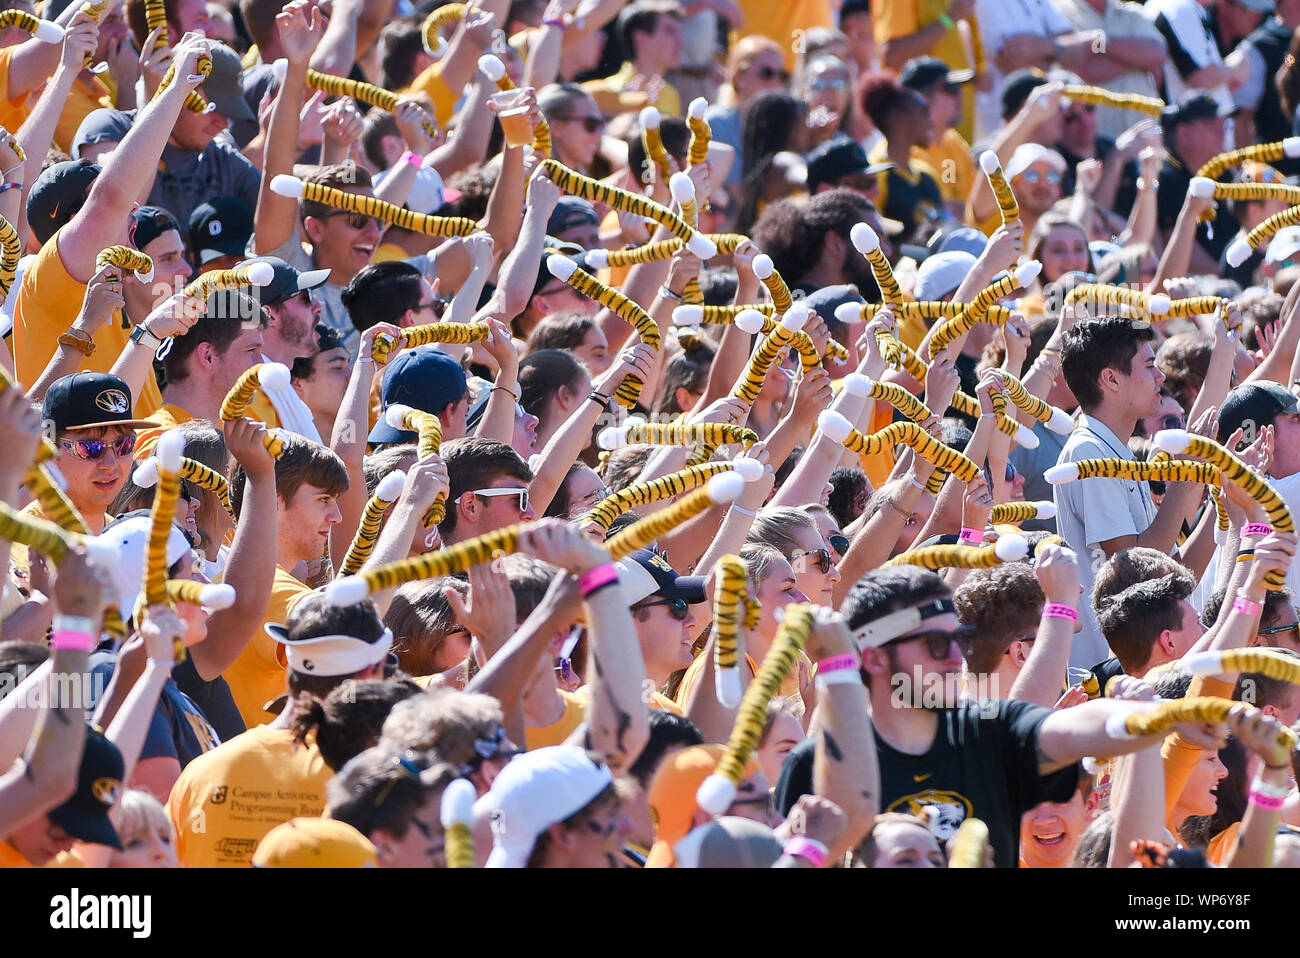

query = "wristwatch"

[129,324,165,351]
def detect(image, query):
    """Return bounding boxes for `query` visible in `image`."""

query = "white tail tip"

[1285,137,1300,159]
[1183,650,1226,676]
[1009,419,1039,449]
[585,249,610,270]
[244,262,275,287]
[707,471,745,504]
[134,266,154,284]
[440,777,478,827]
[834,301,863,324]
[688,97,708,120]
[133,457,160,488]
[687,233,717,259]
[155,430,185,473]
[1226,238,1252,268]
[1152,428,1191,454]
[1014,260,1042,287]
[732,457,764,482]
[34,20,63,42]
[734,308,766,335]
[994,534,1028,562]
[850,222,880,255]
[715,668,742,708]
[673,304,704,326]
[596,425,627,450]
[325,575,370,606]
[639,106,661,129]
[384,403,414,429]
[818,409,853,443]
[546,254,578,281]
[198,583,237,609]
[695,773,737,816]
[751,254,774,279]
[477,54,505,81]
[259,362,291,391]
[1189,177,1217,199]
[840,373,872,398]
[1044,463,1079,484]
[1032,500,1057,520]
[979,151,1001,174]
[375,470,407,501]
[669,171,695,203]
[1147,293,1171,316]
[1047,407,1074,435]
[269,174,304,199]
[780,303,809,332]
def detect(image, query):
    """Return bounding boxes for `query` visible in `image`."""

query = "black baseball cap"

[1162,91,1233,137]
[43,372,156,431]
[238,255,330,305]
[1001,68,1049,120]
[28,159,101,245]
[547,198,599,238]
[1216,381,1300,444]
[803,284,864,336]
[614,548,707,605]
[899,56,973,92]
[533,242,587,298]
[806,135,892,193]
[368,346,469,444]
[190,196,254,264]
[202,43,258,124]
[48,727,124,850]
[133,205,182,252]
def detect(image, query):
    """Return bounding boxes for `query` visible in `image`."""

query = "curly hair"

[953,563,1045,674]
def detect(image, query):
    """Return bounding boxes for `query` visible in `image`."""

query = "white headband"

[853,599,956,649]
[275,628,393,677]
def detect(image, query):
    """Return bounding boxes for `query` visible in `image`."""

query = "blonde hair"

[115,789,175,848]
[722,35,786,107]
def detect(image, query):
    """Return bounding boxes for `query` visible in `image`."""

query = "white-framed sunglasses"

[455,486,530,512]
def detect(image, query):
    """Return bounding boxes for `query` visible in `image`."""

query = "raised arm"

[1008,543,1079,707]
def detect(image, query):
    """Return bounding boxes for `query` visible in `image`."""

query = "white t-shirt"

[973,0,1073,141]
[1144,0,1233,140]
[1195,470,1300,612]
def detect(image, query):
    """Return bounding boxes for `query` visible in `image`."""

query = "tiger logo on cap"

[91,776,121,807]
[95,388,129,415]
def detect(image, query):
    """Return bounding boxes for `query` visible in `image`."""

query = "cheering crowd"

[4,0,1300,873]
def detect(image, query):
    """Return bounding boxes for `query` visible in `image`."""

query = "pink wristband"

[783,836,829,868]
[579,563,619,597]
[817,653,859,674]
[1043,603,1078,622]
[1244,522,1273,538]
[50,630,95,652]
[1249,790,1285,811]
[959,527,984,544]
[401,150,423,167]
[1233,595,1262,617]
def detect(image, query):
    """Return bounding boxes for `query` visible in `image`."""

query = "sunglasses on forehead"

[61,433,137,461]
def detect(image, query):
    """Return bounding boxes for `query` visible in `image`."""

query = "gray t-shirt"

[262,227,359,360]
[1053,414,1157,669]
[72,108,260,228]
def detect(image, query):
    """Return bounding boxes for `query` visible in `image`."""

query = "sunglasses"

[61,433,137,461]
[789,547,834,574]
[752,65,790,82]
[458,487,530,513]
[829,533,850,557]
[884,627,970,659]
[324,209,380,230]
[1159,414,1184,431]
[808,76,848,92]
[556,115,605,133]
[633,596,690,620]
[459,724,519,776]
[1020,170,1062,186]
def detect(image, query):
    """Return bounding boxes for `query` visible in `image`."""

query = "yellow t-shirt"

[135,403,196,458]
[13,232,163,418]
[55,73,113,155]
[913,128,974,206]
[0,47,31,138]
[223,565,311,728]
[0,840,30,867]
[9,500,111,581]
[167,725,330,868]
[372,241,409,264]
[874,0,985,142]
[674,650,807,713]
[736,0,834,71]
[402,62,461,129]
[584,61,682,118]
[524,689,586,750]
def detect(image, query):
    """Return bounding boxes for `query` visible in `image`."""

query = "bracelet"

[979,412,997,419]
[658,284,684,302]
[729,503,757,516]
[1236,549,1256,563]
[357,355,375,364]
[1248,790,1285,811]
[959,527,984,544]
[816,653,859,674]
[492,383,520,400]
[883,496,911,520]
[783,836,829,868]
[0,182,21,193]
[1244,522,1273,538]
[50,629,96,652]
[815,670,863,690]
[587,391,612,410]
[401,150,423,167]
[53,614,96,635]
[1252,776,1290,798]
[146,657,176,670]
[938,12,955,28]
[542,16,566,29]
[58,329,95,356]
[906,474,927,492]
[1043,602,1078,621]
[579,563,619,597]
[1233,594,1262,617]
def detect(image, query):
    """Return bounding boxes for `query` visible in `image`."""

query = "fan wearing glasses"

[1004,143,1066,240]
[38,373,157,537]
[616,549,706,703]
[441,437,537,545]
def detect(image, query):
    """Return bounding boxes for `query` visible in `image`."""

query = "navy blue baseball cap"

[368,346,469,444]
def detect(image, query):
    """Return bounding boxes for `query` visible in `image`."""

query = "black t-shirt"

[172,656,247,744]
[1116,154,1240,263]
[1056,136,1117,197]
[775,699,1079,867]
